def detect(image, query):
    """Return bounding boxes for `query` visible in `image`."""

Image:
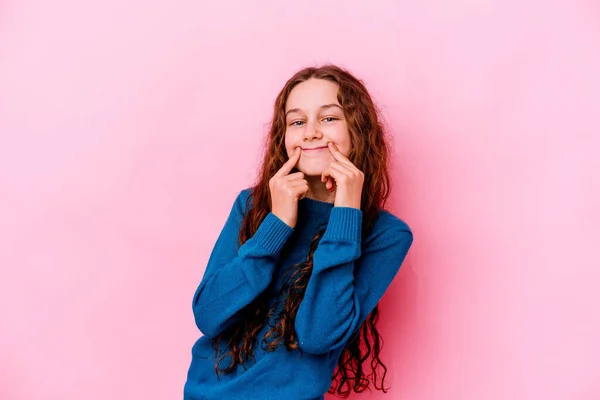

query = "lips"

[300,146,329,158]
[302,146,328,151]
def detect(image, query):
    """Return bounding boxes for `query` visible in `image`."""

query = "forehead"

[285,78,340,111]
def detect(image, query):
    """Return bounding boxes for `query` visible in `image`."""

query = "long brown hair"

[212,64,393,396]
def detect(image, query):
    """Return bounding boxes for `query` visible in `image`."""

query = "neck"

[304,175,335,203]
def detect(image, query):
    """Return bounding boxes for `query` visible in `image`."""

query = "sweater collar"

[298,196,334,228]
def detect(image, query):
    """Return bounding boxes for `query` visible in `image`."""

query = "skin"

[269,78,364,228]
[284,78,352,203]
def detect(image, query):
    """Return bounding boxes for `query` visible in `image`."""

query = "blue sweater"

[184,188,413,400]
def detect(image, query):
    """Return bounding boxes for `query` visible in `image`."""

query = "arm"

[295,207,413,354]
[192,189,294,339]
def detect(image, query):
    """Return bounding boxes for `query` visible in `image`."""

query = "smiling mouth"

[302,146,328,151]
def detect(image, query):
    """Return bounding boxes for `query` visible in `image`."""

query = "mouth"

[302,146,328,152]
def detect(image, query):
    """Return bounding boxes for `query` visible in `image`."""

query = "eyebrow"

[285,103,343,117]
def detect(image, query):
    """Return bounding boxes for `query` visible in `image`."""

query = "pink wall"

[1,0,599,399]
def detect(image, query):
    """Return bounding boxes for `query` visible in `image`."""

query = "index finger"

[328,142,353,165]
[274,147,301,178]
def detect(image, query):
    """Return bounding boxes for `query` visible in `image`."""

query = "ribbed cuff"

[251,212,294,255]
[323,207,362,243]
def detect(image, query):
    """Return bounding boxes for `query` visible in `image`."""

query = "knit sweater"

[184,187,413,400]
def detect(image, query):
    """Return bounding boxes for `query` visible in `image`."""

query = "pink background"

[1,0,599,399]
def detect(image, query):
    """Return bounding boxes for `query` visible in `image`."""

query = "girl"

[184,64,414,400]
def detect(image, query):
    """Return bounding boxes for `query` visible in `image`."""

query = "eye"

[322,117,338,123]
[289,120,305,126]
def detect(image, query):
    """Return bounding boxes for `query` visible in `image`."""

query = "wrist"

[271,211,296,229]
[333,201,361,209]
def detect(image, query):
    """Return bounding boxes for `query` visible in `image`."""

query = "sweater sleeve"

[192,189,294,339]
[294,207,413,354]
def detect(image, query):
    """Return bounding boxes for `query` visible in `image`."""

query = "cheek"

[283,134,293,153]
[331,129,352,157]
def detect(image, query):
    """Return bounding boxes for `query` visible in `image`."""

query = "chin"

[298,159,330,177]
[297,165,324,177]
[297,168,321,177]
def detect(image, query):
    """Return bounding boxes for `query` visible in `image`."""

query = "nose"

[302,120,323,142]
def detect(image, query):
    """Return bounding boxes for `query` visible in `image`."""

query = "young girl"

[184,64,414,400]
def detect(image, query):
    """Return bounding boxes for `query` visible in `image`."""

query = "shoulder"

[375,209,412,233]
[233,187,255,212]
[364,208,413,247]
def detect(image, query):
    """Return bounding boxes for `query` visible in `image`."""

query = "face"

[284,78,352,177]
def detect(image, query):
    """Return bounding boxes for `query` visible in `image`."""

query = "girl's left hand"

[321,142,364,209]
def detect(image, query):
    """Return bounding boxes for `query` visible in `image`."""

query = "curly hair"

[211,64,394,396]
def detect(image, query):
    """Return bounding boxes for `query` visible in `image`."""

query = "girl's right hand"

[269,147,308,228]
